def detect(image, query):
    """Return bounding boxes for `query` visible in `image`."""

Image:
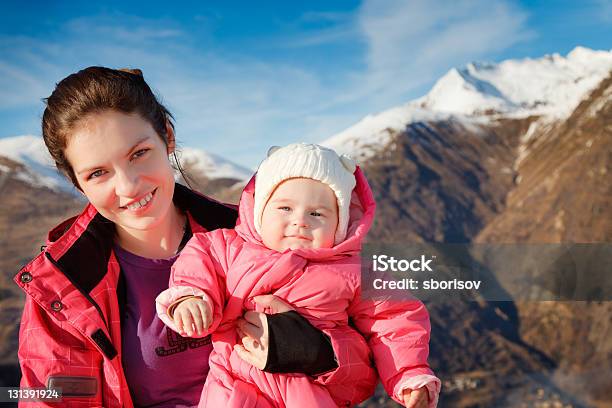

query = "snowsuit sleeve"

[313,324,378,406]
[156,229,235,337]
[348,291,441,407]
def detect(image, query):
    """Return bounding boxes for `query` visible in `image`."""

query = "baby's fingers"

[196,301,211,331]
[404,389,428,408]
[173,310,185,335]
[178,308,195,337]
[191,309,204,336]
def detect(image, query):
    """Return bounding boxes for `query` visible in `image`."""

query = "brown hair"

[42,66,188,188]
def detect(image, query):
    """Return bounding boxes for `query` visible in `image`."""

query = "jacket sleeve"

[348,291,441,407]
[313,324,378,406]
[155,230,233,337]
[18,296,104,407]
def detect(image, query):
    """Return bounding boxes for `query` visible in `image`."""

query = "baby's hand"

[402,386,429,408]
[173,297,211,337]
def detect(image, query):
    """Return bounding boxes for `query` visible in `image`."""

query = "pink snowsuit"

[157,168,440,407]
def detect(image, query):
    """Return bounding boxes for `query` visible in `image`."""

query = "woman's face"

[64,110,176,233]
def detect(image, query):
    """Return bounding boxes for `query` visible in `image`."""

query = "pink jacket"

[14,184,240,407]
[157,169,440,407]
[15,205,130,408]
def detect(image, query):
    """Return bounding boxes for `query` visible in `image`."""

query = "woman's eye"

[278,206,291,211]
[88,170,106,180]
[131,148,149,160]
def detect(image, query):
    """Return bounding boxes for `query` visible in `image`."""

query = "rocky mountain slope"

[0,156,83,385]
[474,72,612,406]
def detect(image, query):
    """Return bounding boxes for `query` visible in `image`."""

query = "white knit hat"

[254,143,357,245]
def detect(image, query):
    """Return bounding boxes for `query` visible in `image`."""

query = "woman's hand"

[173,297,212,337]
[233,295,294,369]
[402,386,429,408]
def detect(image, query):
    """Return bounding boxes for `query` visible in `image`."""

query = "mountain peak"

[566,46,611,63]
[421,66,513,115]
[421,47,612,117]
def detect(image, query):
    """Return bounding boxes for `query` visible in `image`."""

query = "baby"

[156,143,440,407]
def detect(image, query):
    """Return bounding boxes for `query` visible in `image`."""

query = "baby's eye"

[131,148,150,160]
[88,169,106,180]
[310,211,322,217]
[278,206,291,211]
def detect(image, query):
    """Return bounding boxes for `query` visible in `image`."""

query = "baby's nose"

[292,214,309,228]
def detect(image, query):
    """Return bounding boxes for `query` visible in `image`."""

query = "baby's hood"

[234,166,376,261]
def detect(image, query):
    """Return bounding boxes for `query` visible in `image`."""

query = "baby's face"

[260,178,339,252]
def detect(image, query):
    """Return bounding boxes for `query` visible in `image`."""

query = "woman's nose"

[115,169,140,197]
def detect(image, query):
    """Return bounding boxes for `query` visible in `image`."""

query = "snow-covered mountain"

[323,47,612,160]
[421,47,612,117]
[0,135,73,193]
[0,135,252,193]
[175,147,252,181]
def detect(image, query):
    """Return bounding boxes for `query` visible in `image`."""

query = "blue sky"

[1,0,611,168]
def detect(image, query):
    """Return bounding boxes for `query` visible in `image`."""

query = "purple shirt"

[114,245,213,408]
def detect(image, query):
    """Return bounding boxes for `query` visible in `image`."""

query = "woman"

[14,67,376,407]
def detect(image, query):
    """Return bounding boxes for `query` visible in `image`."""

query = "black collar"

[56,183,238,294]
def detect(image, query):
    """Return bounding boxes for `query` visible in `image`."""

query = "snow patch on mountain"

[322,103,487,159]
[321,104,435,159]
[176,147,252,181]
[0,135,75,192]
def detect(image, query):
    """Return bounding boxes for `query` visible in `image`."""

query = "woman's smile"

[120,188,158,212]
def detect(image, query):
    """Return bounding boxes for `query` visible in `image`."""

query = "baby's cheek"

[262,228,287,252]
[317,231,336,249]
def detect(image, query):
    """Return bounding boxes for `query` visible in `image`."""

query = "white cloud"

[274,11,358,48]
[355,0,534,107]
[596,0,612,21]
[64,15,185,43]
[261,0,533,117]
[0,60,48,109]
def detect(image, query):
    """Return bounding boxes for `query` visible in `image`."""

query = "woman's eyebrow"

[125,136,152,157]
